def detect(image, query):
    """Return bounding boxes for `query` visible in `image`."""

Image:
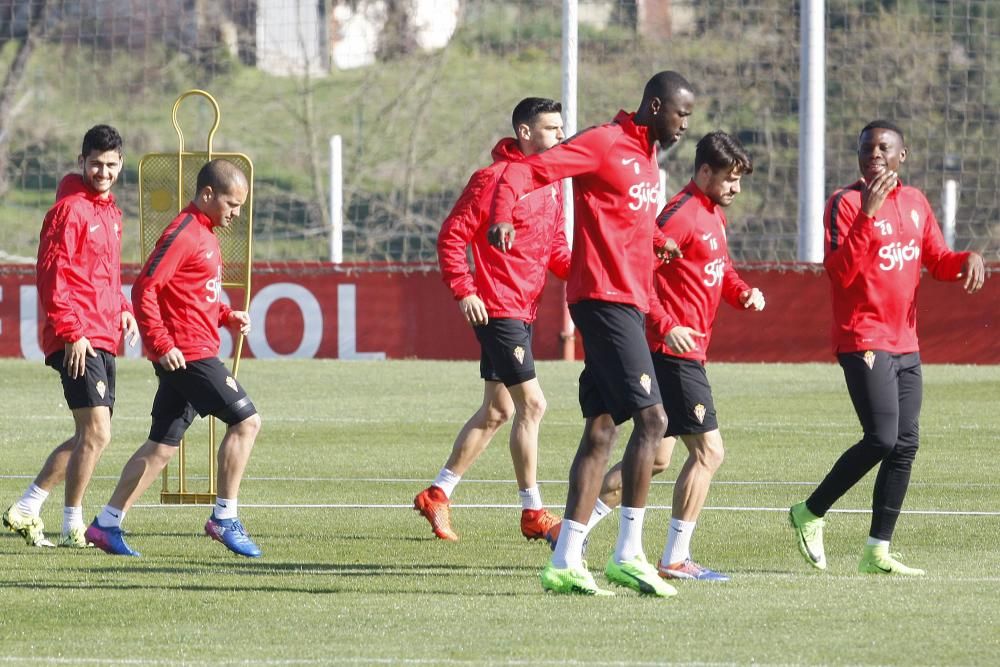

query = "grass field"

[1,359,998,666]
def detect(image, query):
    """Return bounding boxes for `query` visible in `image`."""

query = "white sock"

[613,506,646,563]
[97,505,125,529]
[16,483,49,517]
[62,506,84,533]
[551,519,588,569]
[867,536,890,549]
[518,486,543,511]
[585,499,612,533]
[214,498,238,520]
[433,468,461,499]
[662,517,696,566]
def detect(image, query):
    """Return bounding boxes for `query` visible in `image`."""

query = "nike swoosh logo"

[206,252,214,258]
[621,158,636,166]
[702,232,712,240]
[89,224,100,232]
[873,563,892,573]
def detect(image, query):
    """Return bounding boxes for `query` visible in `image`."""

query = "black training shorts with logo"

[473,318,537,387]
[148,357,257,446]
[571,300,662,425]
[653,352,718,436]
[45,349,117,412]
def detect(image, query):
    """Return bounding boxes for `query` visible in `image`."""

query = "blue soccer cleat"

[205,516,262,558]
[85,520,140,557]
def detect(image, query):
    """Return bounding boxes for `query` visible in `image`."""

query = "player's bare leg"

[506,378,559,541]
[4,437,77,547]
[60,406,112,547]
[415,382,513,540]
[205,413,263,557]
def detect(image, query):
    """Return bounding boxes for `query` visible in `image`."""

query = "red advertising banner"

[1,263,996,363]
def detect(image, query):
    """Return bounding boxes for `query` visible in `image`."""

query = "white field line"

[0,658,753,667]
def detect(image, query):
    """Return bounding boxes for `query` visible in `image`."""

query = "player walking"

[584,131,763,582]
[789,120,985,575]
[414,98,569,543]
[85,159,264,558]
[489,72,696,596]
[3,125,138,548]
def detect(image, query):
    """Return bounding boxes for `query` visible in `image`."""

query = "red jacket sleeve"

[547,191,571,281]
[722,261,750,308]
[646,262,678,343]
[217,301,234,328]
[917,197,969,281]
[36,205,87,343]
[437,169,495,300]
[492,130,610,224]
[823,193,876,288]
[134,230,197,358]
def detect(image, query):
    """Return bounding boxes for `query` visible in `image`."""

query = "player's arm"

[439,171,494,325]
[37,206,88,348]
[917,199,984,293]
[823,191,875,288]
[489,132,609,251]
[721,261,762,311]
[133,229,195,361]
[547,193,571,280]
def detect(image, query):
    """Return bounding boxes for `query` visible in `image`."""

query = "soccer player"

[488,71,696,596]
[789,120,985,575]
[85,159,264,558]
[414,98,569,542]
[584,131,764,583]
[3,125,138,549]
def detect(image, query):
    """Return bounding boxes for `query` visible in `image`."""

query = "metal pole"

[797,0,825,263]
[329,134,344,264]
[560,0,578,361]
[942,179,958,249]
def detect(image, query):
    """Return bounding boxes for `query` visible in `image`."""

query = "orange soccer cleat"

[413,486,458,541]
[520,508,561,543]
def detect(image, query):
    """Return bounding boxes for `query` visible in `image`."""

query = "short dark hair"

[81,125,123,157]
[511,97,562,133]
[859,119,905,144]
[196,159,248,194]
[641,71,694,105]
[695,131,753,175]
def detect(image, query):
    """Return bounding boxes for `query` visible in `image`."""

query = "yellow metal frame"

[136,89,254,504]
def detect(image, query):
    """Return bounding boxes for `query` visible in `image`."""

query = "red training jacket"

[492,111,661,311]
[824,179,969,354]
[133,204,233,362]
[438,138,570,322]
[646,181,749,362]
[36,173,130,357]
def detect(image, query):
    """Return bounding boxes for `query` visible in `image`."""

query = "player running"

[414,97,569,543]
[85,159,264,558]
[3,125,138,549]
[789,120,985,575]
[584,131,763,583]
[489,71,696,597]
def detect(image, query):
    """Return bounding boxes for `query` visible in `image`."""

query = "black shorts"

[45,349,116,412]
[653,353,718,436]
[149,357,258,446]
[473,318,536,387]
[570,300,661,425]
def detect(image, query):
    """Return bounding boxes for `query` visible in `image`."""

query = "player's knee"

[231,413,261,439]
[81,421,112,450]
[635,405,667,442]
[485,402,514,428]
[702,439,725,472]
[519,393,547,423]
[863,429,898,456]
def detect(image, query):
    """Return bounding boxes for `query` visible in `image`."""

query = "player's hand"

[956,252,985,294]
[740,287,766,311]
[158,347,187,371]
[64,337,96,379]
[487,222,515,252]
[656,238,683,263]
[860,169,898,218]
[665,326,706,355]
[459,295,488,326]
[229,310,252,335]
[121,311,140,348]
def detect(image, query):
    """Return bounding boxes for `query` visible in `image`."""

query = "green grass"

[1,359,999,666]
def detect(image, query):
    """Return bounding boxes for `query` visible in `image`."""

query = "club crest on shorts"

[693,403,706,424]
[863,350,876,370]
[513,346,525,364]
[226,376,238,392]
[95,380,106,398]
[639,373,652,395]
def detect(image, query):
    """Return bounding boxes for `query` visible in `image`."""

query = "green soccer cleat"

[58,525,94,549]
[540,562,614,596]
[858,545,925,576]
[789,501,826,570]
[2,504,54,547]
[604,554,677,597]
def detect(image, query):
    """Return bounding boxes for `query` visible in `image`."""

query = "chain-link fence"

[1,0,997,264]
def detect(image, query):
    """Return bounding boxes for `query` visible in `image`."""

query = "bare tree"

[0,0,48,197]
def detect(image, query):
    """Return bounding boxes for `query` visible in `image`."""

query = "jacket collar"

[614,110,654,154]
[182,202,215,229]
